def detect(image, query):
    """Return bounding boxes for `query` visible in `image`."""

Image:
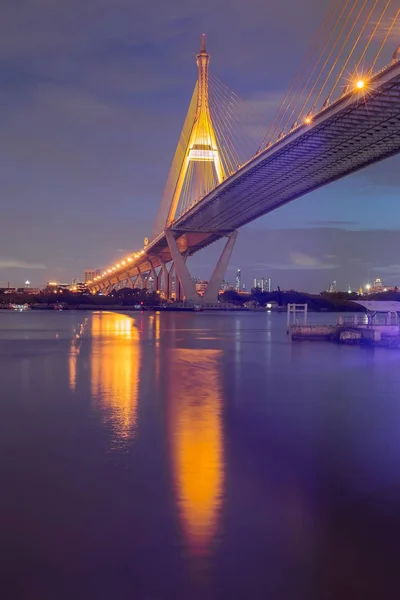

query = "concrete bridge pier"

[160,261,171,299]
[165,230,198,302]
[165,228,238,303]
[203,231,238,303]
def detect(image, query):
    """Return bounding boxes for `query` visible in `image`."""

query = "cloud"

[311,220,359,227]
[372,265,400,276]
[289,252,336,270]
[248,252,336,271]
[369,13,400,41]
[246,91,287,120]
[0,258,46,269]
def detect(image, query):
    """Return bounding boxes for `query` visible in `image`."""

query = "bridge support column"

[103,282,112,295]
[203,230,238,303]
[169,264,175,299]
[165,230,198,302]
[156,268,162,293]
[148,259,158,293]
[161,261,170,298]
[137,267,147,290]
[176,251,189,301]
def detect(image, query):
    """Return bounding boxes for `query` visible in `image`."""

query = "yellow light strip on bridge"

[91,250,145,284]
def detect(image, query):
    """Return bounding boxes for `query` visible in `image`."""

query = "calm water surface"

[1,310,400,599]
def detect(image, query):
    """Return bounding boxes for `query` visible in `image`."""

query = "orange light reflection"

[91,312,140,444]
[68,343,79,391]
[169,349,224,556]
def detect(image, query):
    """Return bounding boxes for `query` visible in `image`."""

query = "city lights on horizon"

[3,271,399,297]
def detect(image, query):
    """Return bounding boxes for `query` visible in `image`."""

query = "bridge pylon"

[161,36,236,304]
[166,34,225,226]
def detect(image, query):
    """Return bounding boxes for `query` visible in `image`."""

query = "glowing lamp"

[305,116,312,124]
[356,80,365,89]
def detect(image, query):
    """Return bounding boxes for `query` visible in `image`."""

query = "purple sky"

[1,0,400,292]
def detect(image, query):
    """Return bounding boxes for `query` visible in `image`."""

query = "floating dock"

[288,301,400,345]
[291,324,381,343]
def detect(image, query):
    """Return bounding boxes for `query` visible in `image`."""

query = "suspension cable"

[281,0,353,132]
[370,6,400,72]
[301,0,364,117]
[353,0,391,76]
[258,0,344,150]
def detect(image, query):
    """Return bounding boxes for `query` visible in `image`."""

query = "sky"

[1,0,400,292]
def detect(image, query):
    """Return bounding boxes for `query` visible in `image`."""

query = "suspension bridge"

[87,0,400,302]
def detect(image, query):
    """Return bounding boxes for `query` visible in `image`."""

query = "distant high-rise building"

[147,276,155,293]
[220,278,230,291]
[371,278,383,292]
[253,278,271,292]
[84,269,101,284]
[328,280,337,293]
[235,269,241,291]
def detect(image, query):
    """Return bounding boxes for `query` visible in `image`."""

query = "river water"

[1,310,400,599]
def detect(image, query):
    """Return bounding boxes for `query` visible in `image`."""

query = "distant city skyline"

[4,257,398,297]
